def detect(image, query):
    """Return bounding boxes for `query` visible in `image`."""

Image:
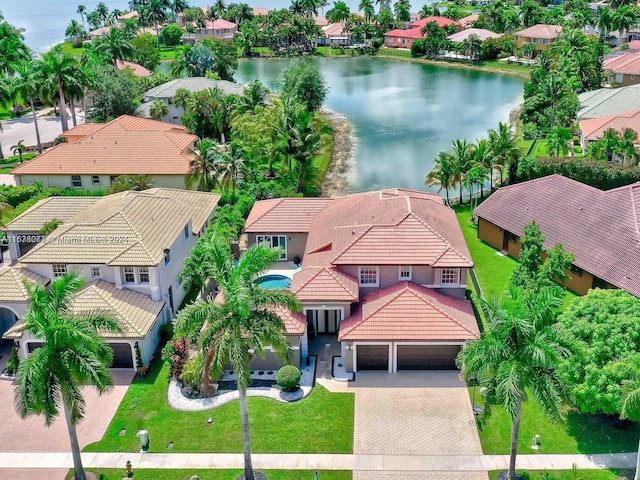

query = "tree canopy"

[281,60,328,112]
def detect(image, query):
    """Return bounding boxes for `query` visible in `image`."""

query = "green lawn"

[84,356,354,454]
[58,41,84,57]
[478,59,533,75]
[67,470,352,480]
[159,48,178,61]
[518,138,549,157]
[379,47,413,58]
[1,153,38,165]
[489,471,632,480]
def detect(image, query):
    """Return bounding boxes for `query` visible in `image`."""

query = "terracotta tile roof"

[515,24,562,39]
[338,282,479,342]
[322,23,348,37]
[3,280,165,340]
[252,7,270,15]
[116,60,153,78]
[244,197,334,233]
[447,28,500,42]
[271,306,306,335]
[459,14,479,27]
[474,175,640,298]
[12,115,195,177]
[384,28,425,39]
[291,267,359,302]
[412,16,460,29]
[302,189,472,269]
[313,15,329,26]
[4,196,100,232]
[580,109,640,142]
[0,266,49,303]
[603,51,640,76]
[19,188,220,266]
[61,123,103,140]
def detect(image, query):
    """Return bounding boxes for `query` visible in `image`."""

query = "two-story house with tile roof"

[0,188,220,370]
[244,189,480,374]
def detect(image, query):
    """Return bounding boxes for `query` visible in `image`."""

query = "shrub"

[5,345,19,375]
[161,336,189,379]
[411,38,426,56]
[39,219,61,235]
[276,365,301,391]
[180,351,204,390]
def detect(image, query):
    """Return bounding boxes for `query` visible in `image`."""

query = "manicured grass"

[0,153,38,165]
[67,470,352,480]
[84,356,354,454]
[472,387,640,454]
[316,46,359,55]
[488,470,632,480]
[478,59,533,75]
[0,166,13,174]
[379,47,412,58]
[159,48,178,61]
[58,41,84,57]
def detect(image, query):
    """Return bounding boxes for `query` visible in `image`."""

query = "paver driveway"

[352,371,483,456]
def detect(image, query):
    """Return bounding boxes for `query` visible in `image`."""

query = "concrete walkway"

[0,452,635,471]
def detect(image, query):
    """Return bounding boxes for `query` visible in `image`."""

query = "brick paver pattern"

[354,471,489,480]
[354,387,483,456]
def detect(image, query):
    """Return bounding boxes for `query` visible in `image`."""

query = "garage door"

[109,343,134,369]
[356,345,389,371]
[396,344,460,370]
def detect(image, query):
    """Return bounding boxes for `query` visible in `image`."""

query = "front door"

[312,309,341,334]
[502,230,510,251]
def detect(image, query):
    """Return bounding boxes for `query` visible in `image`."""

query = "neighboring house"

[313,15,329,27]
[316,23,351,46]
[88,23,156,41]
[603,51,640,87]
[245,189,480,373]
[11,115,198,190]
[1,188,221,370]
[119,10,140,20]
[458,14,479,29]
[116,59,152,78]
[579,109,640,161]
[578,84,640,119]
[514,24,562,58]
[252,7,270,16]
[135,77,249,124]
[177,8,237,42]
[384,16,461,48]
[447,28,500,43]
[474,174,640,298]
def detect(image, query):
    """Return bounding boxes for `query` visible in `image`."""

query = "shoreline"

[319,107,356,198]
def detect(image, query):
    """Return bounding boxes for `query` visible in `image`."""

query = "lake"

[235,57,524,193]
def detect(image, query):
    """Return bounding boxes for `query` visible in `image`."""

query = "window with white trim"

[441,268,460,285]
[359,266,379,286]
[91,175,100,185]
[91,266,102,278]
[124,267,136,283]
[138,267,150,283]
[71,175,82,188]
[53,264,68,277]
[399,265,412,281]
[256,235,287,260]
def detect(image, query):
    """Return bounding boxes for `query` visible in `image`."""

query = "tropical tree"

[612,5,639,44]
[443,4,463,21]
[457,286,571,480]
[109,174,154,192]
[425,151,455,204]
[94,27,134,66]
[66,20,86,40]
[13,60,44,153]
[488,122,519,185]
[95,2,110,26]
[11,139,27,163]
[176,237,300,480]
[471,138,493,192]
[146,0,170,41]
[619,128,640,166]
[394,0,411,26]
[149,99,168,120]
[14,273,121,480]
[216,142,246,203]
[187,138,219,191]
[546,126,572,156]
[77,4,88,31]
[450,138,473,204]
[41,46,84,133]
[326,1,351,23]
[359,0,376,22]
[462,33,482,59]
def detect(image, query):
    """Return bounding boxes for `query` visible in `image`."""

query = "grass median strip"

[67,469,352,480]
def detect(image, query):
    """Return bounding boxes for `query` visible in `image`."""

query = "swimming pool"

[256,274,292,289]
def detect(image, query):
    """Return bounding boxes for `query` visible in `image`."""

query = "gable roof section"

[11,115,196,177]
[474,174,640,298]
[412,16,460,28]
[515,24,562,39]
[578,85,640,120]
[384,28,425,39]
[244,197,334,233]
[271,306,306,335]
[19,188,220,266]
[338,282,479,341]
[447,28,500,42]
[4,196,100,232]
[291,267,359,302]
[580,109,640,141]
[603,52,640,76]
[0,267,49,303]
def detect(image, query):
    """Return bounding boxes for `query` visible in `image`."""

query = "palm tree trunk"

[29,97,43,153]
[459,183,463,204]
[64,402,86,480]
[70,98,78,127]
[58,85,69,132]
[238,386,255,480]
[507,400,522,480]
[490,168,494,192]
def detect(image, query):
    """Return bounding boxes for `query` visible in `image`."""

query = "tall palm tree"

[14,273,121,480]
[77,5,87,31]
[215,142,246,203]
[149,99,169,120]
[187,138,219,191]
[95,27,134,66]
[359,0,375,22]
[612,5,639,44]
[600,128,621,163]
[458,286,571,480]
[462,33,482,60]
[450,138,473,204]
[147,0,169,41]
[488,122,519,185]
[41,46,83,133]
[326,1,351,23]
[472,138,493,193]
[619,128,640,166]
[425,151,455,204]
[95,1,110,26]
[66,20,86,40]
[176,237,300,480]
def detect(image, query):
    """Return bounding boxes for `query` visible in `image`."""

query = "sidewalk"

[0,452,636,471]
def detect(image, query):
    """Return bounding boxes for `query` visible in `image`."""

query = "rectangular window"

[509,233,518,243]
[138,267,150,283]
[71,175,82,188]
[632,75,637,80]
[91,266,102,278]
[542,38,549,44]
[52,264,68,277]
[533,38,539,44]
[570,264,583,277]
[110,175,118,185]
[359,266,379,286]
[256,235,287,260]
[441,268,460,285]
[164,250,171,266]
[124,267,136,283]
[91,175,100,185]
[184,225,189,239]
[399,265,412,281]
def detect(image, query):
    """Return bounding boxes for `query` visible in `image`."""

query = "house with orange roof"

[316,22,351,46]
[384,16,461,48]
[116,59,153,78]
[11,115,198,190]
[459,14,479,29]
[243,189,479,373]
[177,8,237,42]
[579,109,640,163]
[514,24,563,58]
[603,51,640,87]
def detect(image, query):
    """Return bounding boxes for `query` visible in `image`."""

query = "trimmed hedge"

[276,365,301,391]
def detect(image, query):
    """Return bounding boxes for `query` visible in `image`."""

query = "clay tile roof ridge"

[325,268,358,298]
[83,282,145,336]
[405,212,473,265]
[244,198,285,230]
[628,184,640,235]
[294,267,356,298]
[330,224,375,263]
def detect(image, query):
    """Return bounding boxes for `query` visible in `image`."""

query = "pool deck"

[264,261,301,280]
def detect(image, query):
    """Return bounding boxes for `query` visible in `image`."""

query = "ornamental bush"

[276,365,301,391]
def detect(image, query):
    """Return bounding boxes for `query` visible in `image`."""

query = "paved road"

[0,108,84,158]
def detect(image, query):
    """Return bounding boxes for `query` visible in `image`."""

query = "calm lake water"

[235,57,524,193]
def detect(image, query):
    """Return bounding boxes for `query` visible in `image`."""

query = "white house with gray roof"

[578,84,640,120]
[1,188,220,370]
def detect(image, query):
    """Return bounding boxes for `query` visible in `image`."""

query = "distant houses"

[514,24,563,58]
[447,28,500,43]
[579,109,640,161]
[177,8,238,42]
[578,84,640,120]
[384,16,461,49]
[603,50,640,87]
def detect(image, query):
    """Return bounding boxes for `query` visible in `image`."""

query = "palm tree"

[149,99,169,120]
[458,286,571,480]
[425,151,455,204]
[601,128,621,163]
[327,1,351,23]
[450,138,473,204]
[66,20,86,40]
[172,0,190,15]
[597,7,613,39]
[187,138,219,191]
[95,27,134,67]
[95,1,110,26]
[472,138,493,193]
[14,273,121,480]
[109,174,154,192]
[216,142,246,203]
[394,0,411,26]
[359,0,375,22]
[212,0,227,18]
[77,5,87,31]
[11,140,27,163]
[419,3,438,18]
[618,128,640,167]
[488,122,520,185]
[546,126,572,157]
[147,0,169,41]
[41,47,83,133]
[176,237,300,480]
[462,33,482,60]
[612,5,639,44]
